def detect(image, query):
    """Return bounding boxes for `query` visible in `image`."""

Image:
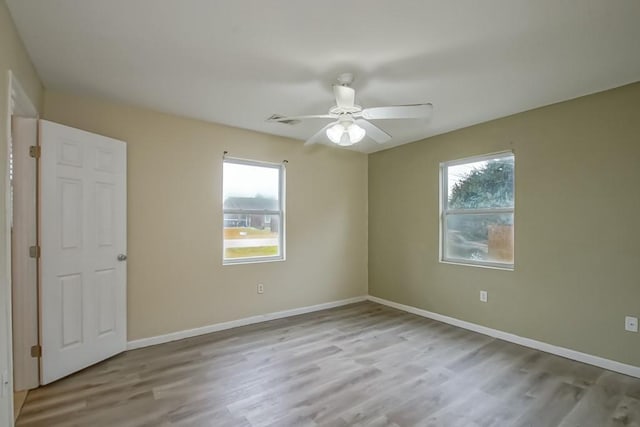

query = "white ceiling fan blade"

[304,122,336,146]
[355,119,391,144]
[333,85,355,109]
[362,103,433,120]
[267,114,334,123]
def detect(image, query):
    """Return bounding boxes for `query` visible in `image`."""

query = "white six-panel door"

[40,120,127,385]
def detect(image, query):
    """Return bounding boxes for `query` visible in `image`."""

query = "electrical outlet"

[257,283,264,294]
[480,290,488,303]
[625,316,638,332]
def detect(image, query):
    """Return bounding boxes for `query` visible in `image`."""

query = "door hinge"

[29,245,40,259]
[29,145,41,158]
[30,345,42,358]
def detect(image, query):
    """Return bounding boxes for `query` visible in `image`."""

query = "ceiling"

[7,0,640,153]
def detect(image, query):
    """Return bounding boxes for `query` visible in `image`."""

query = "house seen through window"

[441,152,514,269]
[223,158,285,264]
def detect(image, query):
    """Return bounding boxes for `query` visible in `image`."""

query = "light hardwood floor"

[17,302,640,427]
[13,390,28,422]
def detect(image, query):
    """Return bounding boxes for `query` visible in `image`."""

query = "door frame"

[3,70,38,424]
[11,117,39,392]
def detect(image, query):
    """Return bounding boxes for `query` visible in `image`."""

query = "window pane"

[445,213,514,264]
[223,162,279,205]
[224,214,281,260]
[447,156,514,209]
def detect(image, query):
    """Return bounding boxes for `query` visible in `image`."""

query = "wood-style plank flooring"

[17,302,640,427]
[14,390,28,422]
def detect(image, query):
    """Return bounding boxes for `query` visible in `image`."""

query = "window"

[441,152,514,269]
[223,157,285,264]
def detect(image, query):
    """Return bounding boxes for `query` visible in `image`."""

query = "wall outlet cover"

[480,291,488,303]
[625,316,638,332]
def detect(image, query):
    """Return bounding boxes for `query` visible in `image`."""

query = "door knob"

[117,254,127,261]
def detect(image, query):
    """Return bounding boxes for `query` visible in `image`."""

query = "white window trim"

[222,157,286,265]
[439,151,515,270]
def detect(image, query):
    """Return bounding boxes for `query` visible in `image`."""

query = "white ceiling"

[7,0,640,153]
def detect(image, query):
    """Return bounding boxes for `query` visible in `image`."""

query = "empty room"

[1,1,639,426]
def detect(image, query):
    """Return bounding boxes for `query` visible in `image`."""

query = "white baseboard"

[127,295,367,350]
[367,295,640,379]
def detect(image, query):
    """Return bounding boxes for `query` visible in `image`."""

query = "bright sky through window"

[223,162,279,199]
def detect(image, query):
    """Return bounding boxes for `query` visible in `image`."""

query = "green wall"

[369,82,640,366]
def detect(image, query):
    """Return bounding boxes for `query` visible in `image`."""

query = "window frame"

[439,151,515,270]
[222,157,286,265]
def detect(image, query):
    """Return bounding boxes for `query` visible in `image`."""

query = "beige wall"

[0,0,42,422]
[369,82,640,367]
[43,90,368,341]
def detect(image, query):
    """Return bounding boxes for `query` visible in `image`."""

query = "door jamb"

[4,70,38,424]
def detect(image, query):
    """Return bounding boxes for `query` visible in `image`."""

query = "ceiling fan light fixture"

[339,132,351,146]
[326,120,366,146]
[347,122,365,143]
[326,122,345,144]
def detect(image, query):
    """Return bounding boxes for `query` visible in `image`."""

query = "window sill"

[223,256,285,266]
[439,259,514,271]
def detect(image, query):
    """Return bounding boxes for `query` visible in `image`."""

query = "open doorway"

[6,70,39,422]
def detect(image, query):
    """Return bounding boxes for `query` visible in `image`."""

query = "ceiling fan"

[267,73,433,147]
